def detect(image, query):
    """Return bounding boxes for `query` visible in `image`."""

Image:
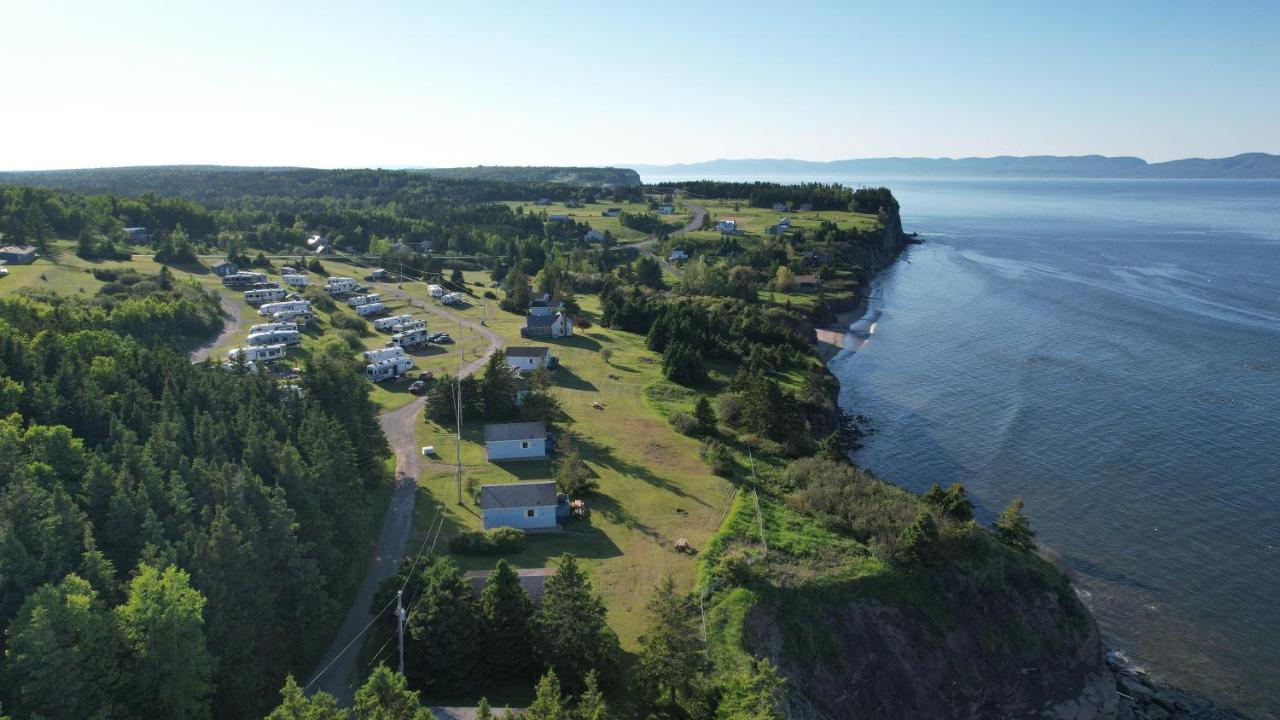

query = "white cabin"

[506,346,553,372]
[366,356,416,382]
[244,287,287,305]
[484,422,549,461]
[355,302,387,317]
[363,346,406,363]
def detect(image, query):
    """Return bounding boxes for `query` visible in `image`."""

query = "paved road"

[189,293,243,363]
[312,285,503,705]
[614,201,707,278]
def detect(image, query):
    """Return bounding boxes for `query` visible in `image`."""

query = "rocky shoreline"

[1105,652,1251,720]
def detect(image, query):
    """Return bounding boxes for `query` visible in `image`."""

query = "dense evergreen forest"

[0,278,387,718]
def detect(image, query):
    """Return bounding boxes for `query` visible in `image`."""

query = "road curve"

[614,201,707,278]
[311,286,503,705]
[189,293,243,363]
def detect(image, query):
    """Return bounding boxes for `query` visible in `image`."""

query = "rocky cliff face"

[745,566,1117,720]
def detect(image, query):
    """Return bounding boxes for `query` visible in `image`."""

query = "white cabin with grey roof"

[480,481,558,531]
[484,421,548,461]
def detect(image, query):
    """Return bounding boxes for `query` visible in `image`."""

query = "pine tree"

[637,575,708,707]
[693,396,717,435]
[479,560,536,677]
[716,658,786,720]
[526,669,567,720]
[895,507,939,564]
[353,665,431,720]
[537,555,619,691]
[475,698,493,720]
[406,557,479,691]
[554,431,597,496]
[267,675,348,720]
[995,498,1035,550]
[575,670,610,720]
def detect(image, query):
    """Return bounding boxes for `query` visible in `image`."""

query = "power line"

[304,594,398,691]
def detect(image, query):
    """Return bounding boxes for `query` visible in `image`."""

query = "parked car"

[419,371,434,381]
[430,333,452,343]
[408,381,428,395]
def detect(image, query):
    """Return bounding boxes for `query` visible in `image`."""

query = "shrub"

[335,329,364,350]
[574,316,592,330]
[331,312,367,332]
[308,259,328,275]
[670,412,699,437]
[483,290,497,299]
[302,286,335,312]
[787,458,918,545]
[449,527,527,555]
[699,438,735,477]
[715,393,747,428]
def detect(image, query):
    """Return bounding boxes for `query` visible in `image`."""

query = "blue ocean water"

[649,175,1280,715]
[827,179,1280,716]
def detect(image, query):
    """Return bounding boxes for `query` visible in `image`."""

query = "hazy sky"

[3,0,1277,169]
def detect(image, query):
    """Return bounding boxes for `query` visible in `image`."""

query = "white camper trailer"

[324,277,357,295]
[244,287,287,305]
[366,356,416,382]
[347,293,382,308]
[363,346,406,363]
[249,322,297,336]
[427,284,445,298]
[355,302,387,317]
[373,314,415,332]
[228,344,287,363]
[440,292,464,305]
[390,327,430,349]
[222,271,267,287]
[221,359,259,374]
[259,300,312,317]
[247,329,300,347]
[272,309,311,324]
[282,274,310,287]
[392,319,427,334]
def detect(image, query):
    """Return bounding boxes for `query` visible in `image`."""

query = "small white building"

[716,220,737,234]
[521,312,573,340]
[669,249,689,262]
[484,421,548,461]
[506,346,553,372]
[603,208,621,217]
[480,481,559,531]
[658,204,674,214]
[584,229,605,243]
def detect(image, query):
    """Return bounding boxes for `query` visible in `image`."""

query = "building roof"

[480,480,557,508]
[0,245,36,254]
[484,421,547,443]
[507,346,552,358]
[464,567,556,605]
[524,313,558,328]
[211,260,235,268]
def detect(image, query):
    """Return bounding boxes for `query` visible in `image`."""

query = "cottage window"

[526,509,535,518]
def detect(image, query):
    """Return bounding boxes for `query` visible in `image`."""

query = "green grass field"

[501,199,692,244]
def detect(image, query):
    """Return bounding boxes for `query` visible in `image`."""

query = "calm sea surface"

[652,176,1280,716]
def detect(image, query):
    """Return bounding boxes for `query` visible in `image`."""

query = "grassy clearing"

[501,200,656,243]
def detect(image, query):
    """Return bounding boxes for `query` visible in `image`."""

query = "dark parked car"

[408,380,427,395]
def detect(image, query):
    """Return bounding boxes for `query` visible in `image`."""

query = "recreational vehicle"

[441,292,464,305]
[222,271,267,287]
[373,314,415,332]
[282,274,310,287]
[347,293,382,307]
[355,302,387,317]
[427,284,445,298]
[390,327,430,349]
[248,322,296,336]
[324,277,357,295]
[220,359,259,374]
[244,287,287,305]
[363,346,406,363]
[272,309,312,324]
[228,344,287,363]
[259,300,312,317]
[366,356,416,382]
[392,319,427,334]
[247,329,300,347]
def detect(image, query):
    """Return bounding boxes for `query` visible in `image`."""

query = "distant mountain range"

[631,153,1280,179]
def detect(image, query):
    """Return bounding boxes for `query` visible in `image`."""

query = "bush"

[670,412,700,437]
[302,286,335,312]
[700,438,735,477]
[449,527,527,555]
[330,312,367,332]
[308,259,328,275]
[715,393,747,428]
[335,329,364,350]
[483,290,497,299]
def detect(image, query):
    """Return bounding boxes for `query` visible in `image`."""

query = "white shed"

[480,481,559,531]
[484,421,548,461]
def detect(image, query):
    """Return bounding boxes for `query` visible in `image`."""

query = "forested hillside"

[416,165,641,186]
[0,279,388,718]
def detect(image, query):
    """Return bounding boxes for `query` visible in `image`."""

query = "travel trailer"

[227,344,287,363]
[390,327,430,349]
[271,309,311,324]
[373,314,415,332]
[324,277,357,294]
[347,293,382,307]
[248,322,296,336]
[222,271,267,287]
[366,356,416,382]
[244,287,287,305]
[259,300,312,317]
[441,292,464,305]
[282,274,310,287]
[355,302,387,317]
[363,346,407,363]
[427,284,445,298]
[392,319,427,334]
[247,328,300,347]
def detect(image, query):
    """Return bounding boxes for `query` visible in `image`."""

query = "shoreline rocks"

[1106,650,1250,720]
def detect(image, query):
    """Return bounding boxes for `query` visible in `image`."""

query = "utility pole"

[396,589,406,675]
[455,320,463,505]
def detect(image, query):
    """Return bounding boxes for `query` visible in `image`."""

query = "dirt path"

[311,288,503,705]
[189,292,242,363]
[614,201,707,278]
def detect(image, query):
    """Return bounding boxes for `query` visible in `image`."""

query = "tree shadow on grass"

[551,365,597,392]
[588,490,665,546]
[552,334,601,352]
[576,435,710,508]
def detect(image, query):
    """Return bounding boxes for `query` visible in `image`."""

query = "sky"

[2,0,1278,170]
